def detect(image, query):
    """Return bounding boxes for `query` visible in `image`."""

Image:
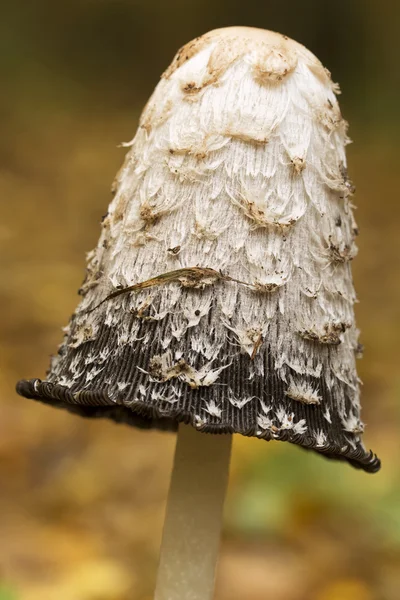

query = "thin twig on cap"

[83,266,260,314]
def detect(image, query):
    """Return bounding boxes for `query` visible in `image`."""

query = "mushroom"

[16,26,380,600]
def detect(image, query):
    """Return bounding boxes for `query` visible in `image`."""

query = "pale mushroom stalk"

[155,425,232,600]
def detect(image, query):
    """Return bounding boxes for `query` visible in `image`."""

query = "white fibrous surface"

[46,27,373,462]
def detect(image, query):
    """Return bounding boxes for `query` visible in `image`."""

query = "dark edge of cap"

[16,378,381,474]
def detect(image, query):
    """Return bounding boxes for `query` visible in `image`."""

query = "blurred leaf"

[0,584,19,600]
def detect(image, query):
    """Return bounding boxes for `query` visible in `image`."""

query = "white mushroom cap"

[17,27,380,473]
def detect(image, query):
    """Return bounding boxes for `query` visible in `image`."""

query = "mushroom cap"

[17,27,380,473]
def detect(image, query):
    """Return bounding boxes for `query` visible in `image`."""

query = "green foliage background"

[1,1,399,599]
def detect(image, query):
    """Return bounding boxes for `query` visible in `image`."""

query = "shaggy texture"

[17,27,380,472]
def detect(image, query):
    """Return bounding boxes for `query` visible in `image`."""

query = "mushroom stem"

[154,423,232,600]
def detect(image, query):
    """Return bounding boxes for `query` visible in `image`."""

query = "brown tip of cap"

[162,26,329,86]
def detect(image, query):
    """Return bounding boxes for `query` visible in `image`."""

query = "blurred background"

[1,1,399,599]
